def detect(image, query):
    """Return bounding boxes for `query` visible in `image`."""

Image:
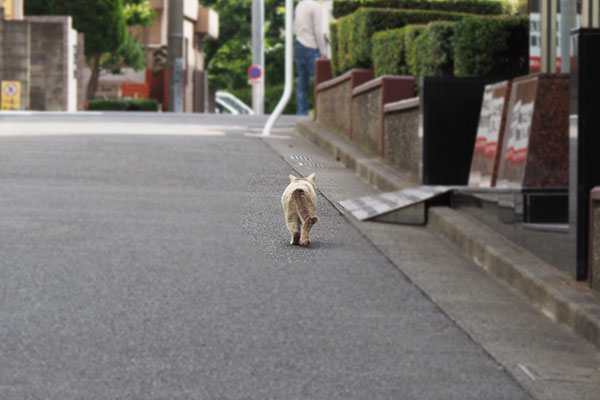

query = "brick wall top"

[316,69,373,92]
[384,97,419,114]
[352,75,413,97]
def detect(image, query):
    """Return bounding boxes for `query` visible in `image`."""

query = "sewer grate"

[290,155,313,161]
[288,155,343,169]
[297,161,323,168]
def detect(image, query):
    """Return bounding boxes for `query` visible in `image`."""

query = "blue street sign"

[248,65,263,80]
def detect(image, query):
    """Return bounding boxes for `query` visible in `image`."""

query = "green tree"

[25,0,154,99]
[102,0,157,75]
[199,0,287,106]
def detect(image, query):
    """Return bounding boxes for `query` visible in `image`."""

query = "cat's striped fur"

[282,173,319,246]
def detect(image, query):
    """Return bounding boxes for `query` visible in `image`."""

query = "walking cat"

[282,173,319,246]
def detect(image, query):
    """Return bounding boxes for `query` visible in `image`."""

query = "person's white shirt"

[294,0,327,56]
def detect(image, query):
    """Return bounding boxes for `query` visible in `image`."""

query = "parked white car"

[215,91,254,115]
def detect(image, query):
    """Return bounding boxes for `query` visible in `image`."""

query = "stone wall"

[352,84,383,155]
[384,98,420,180]
[316,77,353,139]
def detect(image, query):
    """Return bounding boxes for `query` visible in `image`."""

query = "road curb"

[296,118,600,349]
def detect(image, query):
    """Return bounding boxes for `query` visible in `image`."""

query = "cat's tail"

[292,189,319,225]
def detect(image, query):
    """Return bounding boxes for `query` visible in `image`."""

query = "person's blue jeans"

[295,41,320,115]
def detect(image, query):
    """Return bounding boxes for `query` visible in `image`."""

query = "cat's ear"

[307,172,316,183]
[289,174,297,182]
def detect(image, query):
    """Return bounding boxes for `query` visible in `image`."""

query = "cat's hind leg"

[299,216,319,246]
[286,214,301,245]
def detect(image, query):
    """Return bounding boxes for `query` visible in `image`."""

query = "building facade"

[94,0,218,112]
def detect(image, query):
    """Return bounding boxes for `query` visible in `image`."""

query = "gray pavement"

[272,118,600,400]
[0,112,535,399]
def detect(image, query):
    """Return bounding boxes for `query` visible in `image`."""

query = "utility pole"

[540,0,557,73]
[167,0,184,112]
[560,0,576,73]
[14,0,23,19]
[262,0,294,136]
[252,0,265,115]
[582,0,600,27]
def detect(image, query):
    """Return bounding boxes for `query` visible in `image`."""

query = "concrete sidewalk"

[264,118,600,400]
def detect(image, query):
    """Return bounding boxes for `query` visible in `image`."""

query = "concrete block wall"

[1,16,30,109]
[28,16,76,111]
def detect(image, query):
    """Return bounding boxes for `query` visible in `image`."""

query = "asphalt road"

[0,113,532,399]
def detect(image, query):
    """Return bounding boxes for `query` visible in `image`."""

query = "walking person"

[294,0,327,115]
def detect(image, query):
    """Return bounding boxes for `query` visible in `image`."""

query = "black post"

[570,28,600,280]
[168,0,184,112]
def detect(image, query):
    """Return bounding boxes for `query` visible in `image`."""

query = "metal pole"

[13,0,23,20]
[541,0,557,73]
[262,0,293,136]
[168,0,184,112]
[582,0,600,27]
[560,0,576,73]
[252,0,265,115]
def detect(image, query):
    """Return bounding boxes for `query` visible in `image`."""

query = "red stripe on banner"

[512,148,528,163]
[530,56,541,71]
[474,137,487,153]
[484,141,497,157]
[505,147,527,163]
[505,147,514,162]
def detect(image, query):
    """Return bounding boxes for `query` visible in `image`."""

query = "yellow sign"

[1,81,21,110]
[3,0,14,20]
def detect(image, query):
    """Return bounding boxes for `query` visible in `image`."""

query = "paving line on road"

[0,122,235,136]
[518,364,538,381]
[244,132,291,139]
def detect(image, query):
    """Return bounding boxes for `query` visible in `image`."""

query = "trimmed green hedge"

[333,0,507,18]
[404,25,426,76]
[372,28,408,77]
[452,15,529,78]
[335,7,469,73]
[413,21,455,78]
[86,99,160,111]
[329,20,340,76]
[370,15,528,81]
[334,13,355,74]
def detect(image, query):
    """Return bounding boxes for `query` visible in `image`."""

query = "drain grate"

[290,155,313,161]
[297,161,323,168]
[289,155,342,169]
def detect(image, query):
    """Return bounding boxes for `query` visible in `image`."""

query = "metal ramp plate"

[339,186,452,224]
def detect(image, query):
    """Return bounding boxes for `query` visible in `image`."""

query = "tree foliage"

[25,0,156,98]
[25,0,128,58]
[123,0,158,27]
[102,0,157,74]
[199,0,287,95]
